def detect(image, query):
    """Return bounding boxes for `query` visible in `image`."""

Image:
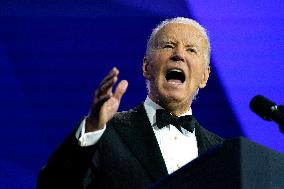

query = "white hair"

[146,17,211,67]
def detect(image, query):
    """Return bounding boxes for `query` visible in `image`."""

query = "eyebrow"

[160,40,176,44]
[185,44,199,49]
[158,39,200,49]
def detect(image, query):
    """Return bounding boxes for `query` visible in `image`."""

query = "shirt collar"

[143,96,192,126]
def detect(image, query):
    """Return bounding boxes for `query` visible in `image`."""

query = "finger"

[114,80,128,101]
[97,68,119,96]
[97,93,113,103]
[97,76,117,96]
[93,92,113,109]
[100,67,119,87]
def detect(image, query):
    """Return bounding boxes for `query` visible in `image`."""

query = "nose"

[170,45,185,62]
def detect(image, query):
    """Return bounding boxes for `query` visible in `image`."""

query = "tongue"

[167,79,182,84]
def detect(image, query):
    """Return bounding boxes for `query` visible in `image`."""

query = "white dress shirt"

[76,96,198,174]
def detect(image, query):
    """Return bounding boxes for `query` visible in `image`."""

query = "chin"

[160,91,187,104]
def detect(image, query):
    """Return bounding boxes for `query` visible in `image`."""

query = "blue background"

[0,0,283,188]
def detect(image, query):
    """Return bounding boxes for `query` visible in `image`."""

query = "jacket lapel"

[193,117,224,155]
[112,105,223,180]
[113,104,168,181]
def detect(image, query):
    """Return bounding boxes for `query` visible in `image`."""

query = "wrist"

[85,117,104,132]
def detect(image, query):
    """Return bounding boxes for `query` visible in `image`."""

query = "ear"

[198,66,210,89]
[142,57,151,79]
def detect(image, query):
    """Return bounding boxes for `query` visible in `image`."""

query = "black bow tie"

[155,109,195,133]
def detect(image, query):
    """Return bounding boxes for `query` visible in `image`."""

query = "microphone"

[250,95,284,132]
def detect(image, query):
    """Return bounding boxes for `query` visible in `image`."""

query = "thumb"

[114,80,128,101]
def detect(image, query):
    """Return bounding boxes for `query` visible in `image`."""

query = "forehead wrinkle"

[157,34,204,50]
[159,29,204,44]
[149,24,209,58]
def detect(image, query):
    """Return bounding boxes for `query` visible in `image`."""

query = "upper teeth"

[169,69,182,73]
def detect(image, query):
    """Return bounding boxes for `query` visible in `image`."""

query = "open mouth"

[165,69,185,84]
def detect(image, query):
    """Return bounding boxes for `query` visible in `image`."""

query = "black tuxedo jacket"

[37,104,223,189]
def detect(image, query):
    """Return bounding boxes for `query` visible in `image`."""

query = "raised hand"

[85,67,128,132]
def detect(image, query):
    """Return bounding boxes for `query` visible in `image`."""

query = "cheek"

[188,64,205,82]
[148,63,158,76]
[149,60,164,76]
[148,63,161,82]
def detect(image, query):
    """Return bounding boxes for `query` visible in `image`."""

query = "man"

[37,17,223,189]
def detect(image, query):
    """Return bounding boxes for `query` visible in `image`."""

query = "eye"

[163,43,174,49]
[187,48,197,53]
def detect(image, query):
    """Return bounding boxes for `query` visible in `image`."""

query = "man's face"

[143,23,210,111]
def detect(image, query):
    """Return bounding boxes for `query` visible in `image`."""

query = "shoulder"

[109,103,146,125]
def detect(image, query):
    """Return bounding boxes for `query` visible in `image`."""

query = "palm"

[86,68,128,131]
[100,96,120,124]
